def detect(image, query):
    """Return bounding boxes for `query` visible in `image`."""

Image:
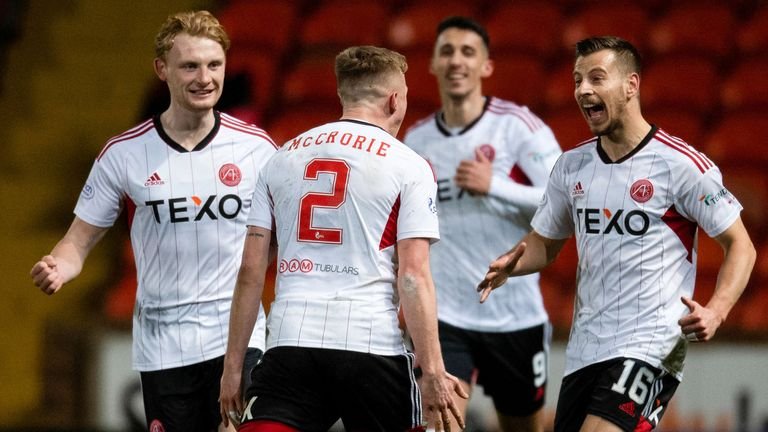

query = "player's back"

[259,119,439,355]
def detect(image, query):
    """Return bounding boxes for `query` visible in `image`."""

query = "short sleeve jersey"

[532,126,742,379]
[247,119,439,356]
[75,112,277,371]
[404,97,561,332]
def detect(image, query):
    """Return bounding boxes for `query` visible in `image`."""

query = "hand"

[454,148,493,195]
[219,366,243,428]
[678,296,724,342]
[421,371,468,431]
[30,255,64,295]
[477,243,527,303]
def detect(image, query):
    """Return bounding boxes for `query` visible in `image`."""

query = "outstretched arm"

[679,217,755,342]
[478,230,567,303]
[30,216,109,295]
[220,225,272,427]
[397,237,467,432]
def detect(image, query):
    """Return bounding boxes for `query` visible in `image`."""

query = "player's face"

[573,50,632,136]
[155,33,225,113]
[431,28,492,101]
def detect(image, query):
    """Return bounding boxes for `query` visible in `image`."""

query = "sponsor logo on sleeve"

[428,197,437,214]
[81,184,95,200]
[698,188,733,206]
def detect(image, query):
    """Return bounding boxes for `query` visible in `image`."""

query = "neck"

[341,106,396,136]
[441,93,485,128]
[160,107,216,151]
[600,114,652,161]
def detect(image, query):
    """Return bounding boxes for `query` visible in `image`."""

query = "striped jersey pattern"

[404,97,562,332]
[532,126,742,379]
[247,119,439,356]
[75,111,276,371]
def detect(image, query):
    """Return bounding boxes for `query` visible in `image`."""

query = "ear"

[154,58,167,81]
[626,72,640,99]
[480,58,494,79]
[388,91,399,115]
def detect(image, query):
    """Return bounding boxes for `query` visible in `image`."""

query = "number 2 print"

[298,158,350,244]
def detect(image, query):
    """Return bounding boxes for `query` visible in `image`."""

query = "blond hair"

[154,10,230,59]
[335,46,408,103]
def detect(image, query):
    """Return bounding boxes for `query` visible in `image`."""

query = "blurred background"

[1,0,767,430]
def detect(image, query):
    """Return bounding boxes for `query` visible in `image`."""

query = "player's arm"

[220,225,272,427]
[30,216,109,295]
[396,237,467,432]
[478,230,567,303]
[679,217,755,342]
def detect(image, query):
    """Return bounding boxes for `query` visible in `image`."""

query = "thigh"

[241,347,338,432]
[556,358,680,432]
[438,320,477,384]
[140,358,223,432]
[476,323,551,416]
[336,351,423,432]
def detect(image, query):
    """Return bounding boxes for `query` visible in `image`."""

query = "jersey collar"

[434,96,491,137]
[596,124,658,164]
[153,110,221,153]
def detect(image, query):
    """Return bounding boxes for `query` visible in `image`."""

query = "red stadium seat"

[648,2,737,60]
[386,0,480,52]
[544,60,575,112]
[483,53,547,111]
[300,1,388,51]
[225,49,278,111]
[641,55,719,115]
[720,59,768,112]
[706,165,768,243]
[218,0,298,56]
[402,51,441,110]
[737,4,768,56]
[704,112,768,167]
[643,108,705,145]
[561,2,650,54]
[485,2,564,60]
[266,105,341,147]
[280,53,339,107]
[542,107,592,151]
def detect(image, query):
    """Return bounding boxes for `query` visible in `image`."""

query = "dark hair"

[575,36,642,74]
[436,16,490,53]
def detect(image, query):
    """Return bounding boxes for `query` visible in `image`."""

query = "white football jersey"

[75,112,276,371]
[532,126,742,379]
[404,97,561,332]
[247,119,439,356]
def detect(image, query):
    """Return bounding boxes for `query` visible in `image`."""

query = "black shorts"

[241,346,422,432]
[555,357,680,432]
[140,348,262,432]
[438,320,550,416]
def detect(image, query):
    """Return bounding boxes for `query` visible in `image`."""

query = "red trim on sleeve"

[379,194,401,250]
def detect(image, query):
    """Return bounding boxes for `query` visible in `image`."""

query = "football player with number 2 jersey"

[220,46,467,432]
[479,37,755,432]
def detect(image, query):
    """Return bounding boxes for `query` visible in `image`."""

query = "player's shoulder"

[650,127,716,176]
[96,117,156,161]
[218,112,278,150]
[485,96,547,132]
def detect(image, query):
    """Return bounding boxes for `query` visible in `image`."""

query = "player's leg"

[140,358,222,432]
[337,350,425,431]
[555,358,680,432]
[477,323,550,432]
[240,346,338,432]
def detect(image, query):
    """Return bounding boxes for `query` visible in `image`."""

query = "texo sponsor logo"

[145,194,243,223]
[576,208,650,235]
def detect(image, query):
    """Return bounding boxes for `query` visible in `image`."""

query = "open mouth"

[583,103,605,120]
